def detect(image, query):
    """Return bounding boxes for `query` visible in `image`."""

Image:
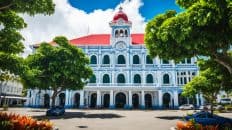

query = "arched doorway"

[90,93,97,108]
[178,93,187,106]
[132,94,139,109]
[145,94,152,109]
[115,92,126,108]
[59,93,65,107]
[163,93,171,109]
[74,93,80,108]
[103,94,110,108]
[44,94,50,108]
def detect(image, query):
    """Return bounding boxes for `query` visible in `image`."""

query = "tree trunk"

[51,89,58,108]
[210,102,214,115]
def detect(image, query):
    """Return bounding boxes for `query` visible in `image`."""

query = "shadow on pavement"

[33,112,124,120]
[155,116,183,120]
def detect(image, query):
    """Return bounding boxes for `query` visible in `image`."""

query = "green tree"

[182,58,231,114]
[145,0,232,75]
[0,0,55,78]
[23,36,93,107]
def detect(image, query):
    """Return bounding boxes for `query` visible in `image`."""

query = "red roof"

[113,10,128,22]
[69,34,144,46]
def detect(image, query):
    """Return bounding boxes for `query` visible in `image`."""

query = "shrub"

[0,112,53,130]
[176,120,220,130]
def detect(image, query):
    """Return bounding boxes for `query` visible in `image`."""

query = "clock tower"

[109,7,132,48]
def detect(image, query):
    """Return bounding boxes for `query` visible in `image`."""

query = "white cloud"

[20,0,146,56]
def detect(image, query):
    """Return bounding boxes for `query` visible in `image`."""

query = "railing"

[115,64,127,67]
[87,83,157,87]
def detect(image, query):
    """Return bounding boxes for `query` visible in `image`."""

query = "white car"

[179,104,194,110]
[220,98,231,104]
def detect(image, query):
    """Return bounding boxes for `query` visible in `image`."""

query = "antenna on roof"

[119,0,123,11]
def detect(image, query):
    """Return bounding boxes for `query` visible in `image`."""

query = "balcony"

[86,83,157,87]
[100,64,111,68]
[115,64,127,67]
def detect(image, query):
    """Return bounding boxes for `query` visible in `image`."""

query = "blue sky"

[68,0,182,21]
[21,0,183,49]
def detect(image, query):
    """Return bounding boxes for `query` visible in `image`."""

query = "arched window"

[90,55,97,64]
[115,30,119,37]
[102,55,110,64]
[163,74,170,84]
[146,55,153,64]
[120,29,124,37]
[134,74,141,83]
[89,75,96,83]
[118,55,126,64]
[125,30,128,37]
[117,74,125,83]
[162,59,169,64]
[187,58,191,64]
[146,74,153,83]
[103,74,110,83]
[133,55,140,64]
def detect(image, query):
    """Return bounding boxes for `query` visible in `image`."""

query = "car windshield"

[221,99,231,101]
[196,114,206,118]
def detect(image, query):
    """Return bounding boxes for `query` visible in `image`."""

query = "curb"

[170,127,176,130]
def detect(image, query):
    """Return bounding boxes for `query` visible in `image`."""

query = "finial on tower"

[119,6,123,11]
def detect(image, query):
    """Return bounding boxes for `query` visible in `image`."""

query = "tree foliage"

[182,58,232,113]
[0,0,55,78]
[23,36,93,107]
[145,0,232,75]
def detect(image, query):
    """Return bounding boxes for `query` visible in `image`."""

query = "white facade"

[26,8,202,109]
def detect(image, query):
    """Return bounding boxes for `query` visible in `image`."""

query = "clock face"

[115,41,126,50]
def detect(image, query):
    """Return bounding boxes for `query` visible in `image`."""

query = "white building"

[0,80,25,106]
[26,8,203,109]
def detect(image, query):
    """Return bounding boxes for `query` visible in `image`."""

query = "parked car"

[185,111,232,128]
[220,98,231,104]
[199,104,225,111]
[213,105,225,111]
[179,104,194,110]
[46,106,65,116]
[199,105,209,110]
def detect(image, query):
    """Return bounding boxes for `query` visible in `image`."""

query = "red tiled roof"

[70,34,110,46]
[131,34,144,45]
[70,34,144,46]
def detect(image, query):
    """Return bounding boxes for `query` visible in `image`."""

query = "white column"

[141,91,145,108]
[129,91,132,107]
[157,71,162,87]
[173,91,179,108]
[158,90,162,108]
[172,71,176,86]
[196,94,199,107]
[80,91,84,107]
[49,90,53,107]
[97,90,101,107]
[110,90,114,107]
[200,94,204,105]
[65,90,69,107]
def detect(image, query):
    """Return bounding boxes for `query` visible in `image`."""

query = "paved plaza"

[2,108,232,130]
